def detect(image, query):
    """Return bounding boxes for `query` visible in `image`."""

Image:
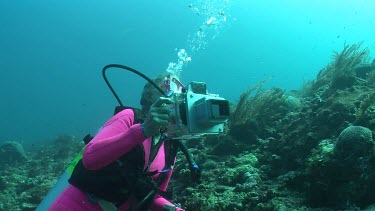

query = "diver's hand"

[141,97,173,137]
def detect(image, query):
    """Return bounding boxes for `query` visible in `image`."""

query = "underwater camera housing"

[101,64,229,139]
[166,81,230,139]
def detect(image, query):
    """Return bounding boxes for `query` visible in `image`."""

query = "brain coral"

[334,126,374,160]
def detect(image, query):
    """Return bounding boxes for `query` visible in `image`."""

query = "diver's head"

[140,72,179,114]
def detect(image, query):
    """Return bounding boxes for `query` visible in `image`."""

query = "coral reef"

[229,80,293,143]
[169,43,375,210]
[305,125,375,209]
[0,135,83,210]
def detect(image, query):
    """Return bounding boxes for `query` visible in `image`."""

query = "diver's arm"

[82,109,147,170]
[151,196,184,211]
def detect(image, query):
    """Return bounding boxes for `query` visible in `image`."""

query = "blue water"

[1,0,374,147]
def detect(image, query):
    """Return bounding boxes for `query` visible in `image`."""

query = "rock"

[0,141,28,164]
[285,95,301,111]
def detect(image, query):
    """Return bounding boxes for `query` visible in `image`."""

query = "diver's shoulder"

[114,108,135,119]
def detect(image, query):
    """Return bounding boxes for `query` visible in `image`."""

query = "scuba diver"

[49,72,201,211]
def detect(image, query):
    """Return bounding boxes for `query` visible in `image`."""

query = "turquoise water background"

[1,0,374,147]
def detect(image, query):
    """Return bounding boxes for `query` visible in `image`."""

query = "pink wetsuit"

[49,109,183,211]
